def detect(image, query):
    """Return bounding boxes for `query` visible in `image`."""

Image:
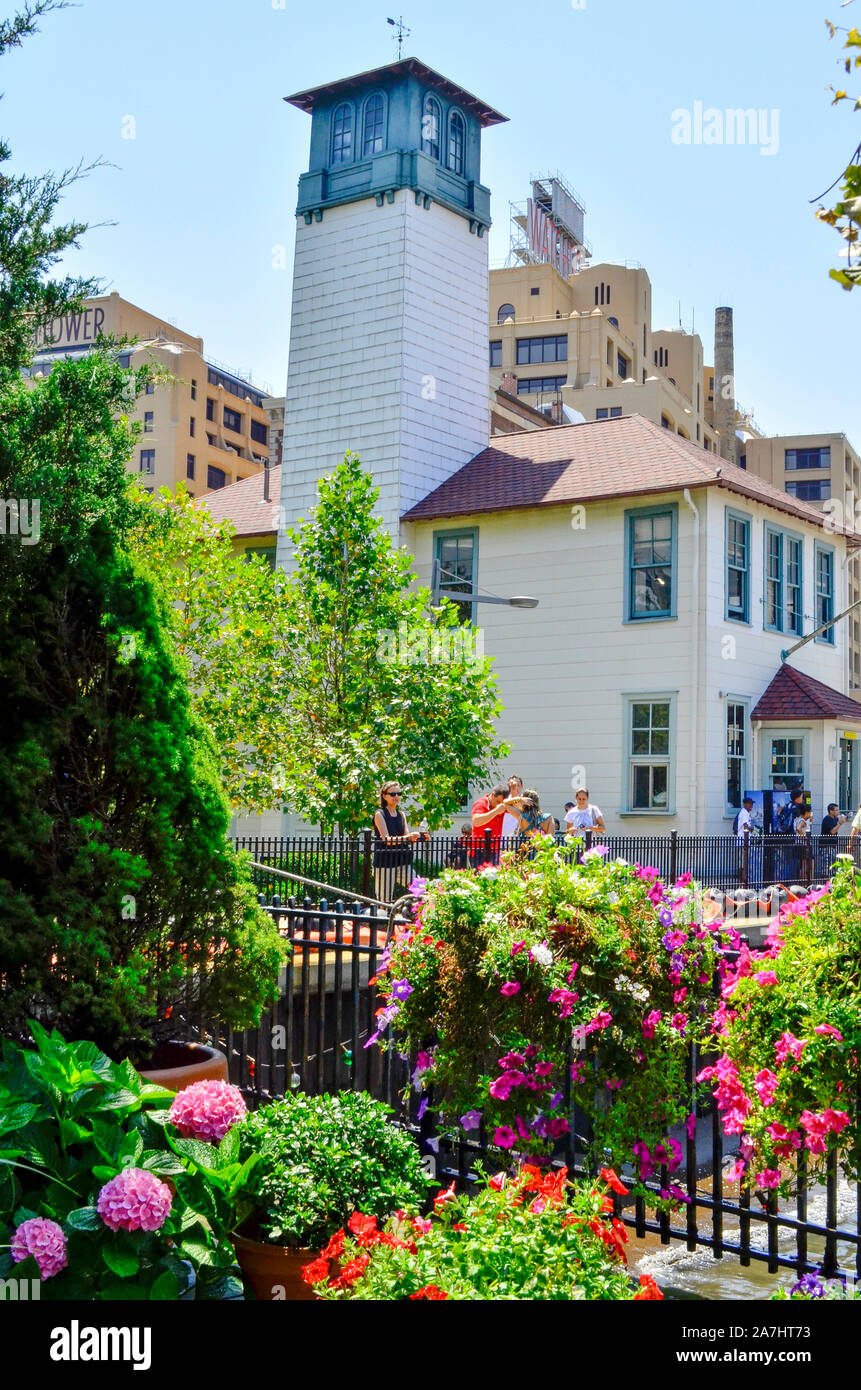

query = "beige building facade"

[27,292,272,497]
[743,432,861,690]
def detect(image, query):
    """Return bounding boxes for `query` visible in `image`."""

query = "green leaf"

[101,1239,140,1279]
[65,1207,102,1231]
[141,1150,186,1176]
[149,1268,181,1300]
[0,1103,39,1136]
[218,1123,240,1167]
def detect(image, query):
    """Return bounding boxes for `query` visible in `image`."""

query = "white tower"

[276,58,507,553]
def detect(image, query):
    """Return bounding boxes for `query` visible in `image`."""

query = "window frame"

[725,695,750,817]
[497,303,515,324]
[331,101,354,165]
[421,94,442,161]
[814,540,836,645]
[223,405,243,434]
[763,524,804,637]
[447,109,466,175]
[207,464,227,491]
[785,446,831,472]
[489,340,502,368]
[623,502,678,623]
[139,448,155,474]
[724,507,751,625]
[515,334,567,366]
[763,731,808,793]
[516,376,567,395]
[621,691,677,815]
[361,91,387,158]
[433,526,478,627]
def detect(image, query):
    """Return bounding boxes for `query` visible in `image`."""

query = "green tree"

[278,453,508,835]
[0,2,284,1059]
[130,483,290,815]
[816,15,861,289]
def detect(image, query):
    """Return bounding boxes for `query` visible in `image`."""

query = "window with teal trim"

[434,529,477,625]
[448,111,465,175]
[331,102,353,164]
[764,527,803,636]
[815,544,835,643]
[627,698,672,810]
[421,95,441,160]
[626,507,675,619]
[362,93,385,157]
[726,511,750,622]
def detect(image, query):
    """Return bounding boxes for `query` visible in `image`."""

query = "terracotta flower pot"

[231,1231,319,1301]
[136,1040,229,1093]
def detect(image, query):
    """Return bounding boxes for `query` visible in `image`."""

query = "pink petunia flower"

[814,1024,844,1041]
[500,981,521,997]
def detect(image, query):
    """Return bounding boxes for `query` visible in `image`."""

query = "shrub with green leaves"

[0,1023,245,1300]
[237,1091,432,1249]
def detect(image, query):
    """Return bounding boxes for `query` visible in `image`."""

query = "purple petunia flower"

[460,1109,482,1132]
[389,978,413,1002]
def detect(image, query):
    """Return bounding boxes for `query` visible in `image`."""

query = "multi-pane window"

[143,411,154,433]
[139,449,155,473]
[223,406,242,433]
[617,352,629,379]
[815,544,835,643]
[362,93,385,157]
[207,465,227,490]
[448,111,465,174]
[489,340,502,368]
[516,335,567,365]
[786,480,830,501]
[726,701,747,810]
[434,529,477,625]
[764,528,803,635]
[626,507,675,619]
[497,304,515,324]
[206,398,215,421]
[250,419,268,445]
[331,102,353,164]
[629,700,671,810]
[145,381,155,395]
[596,407,622,419]
[726,511,750,622]
[770,736,804,791]
[189,417,195,437]
[785,446,830,471]
[190,379,197,400]
[517,376,567,394]
[421,95,441,160]
[186,454,195,480]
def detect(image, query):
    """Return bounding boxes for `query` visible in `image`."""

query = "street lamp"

[430,560,539,609]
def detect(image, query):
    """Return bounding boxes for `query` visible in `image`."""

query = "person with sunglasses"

[372,780,422,903]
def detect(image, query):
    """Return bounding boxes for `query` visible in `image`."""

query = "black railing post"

[741,827,750,888]
[669,827,678,884]
[484,826,492,866]
[361,828,372,898]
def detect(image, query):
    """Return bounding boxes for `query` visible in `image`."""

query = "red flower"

[410,1285,449,1299]
[347,1212,378,1238]
[321,1229,346,1260]
[434,1181,457,1210]
[328,1254,370,1290]
[301,1254,330,1285]
[451,1222,468,1232]
[633,1274,664,1300]
[488,1172,506,1192]
[600,1166,630,1196]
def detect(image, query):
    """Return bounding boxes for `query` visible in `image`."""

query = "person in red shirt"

[470,785,522,866]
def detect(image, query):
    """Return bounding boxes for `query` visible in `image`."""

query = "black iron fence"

[234,830,861,901]
[197,889,859,1285]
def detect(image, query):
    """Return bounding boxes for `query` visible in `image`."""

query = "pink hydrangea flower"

[168,1079,247,1144]
[97,1167,172,1232]
[10,1217,67,1279]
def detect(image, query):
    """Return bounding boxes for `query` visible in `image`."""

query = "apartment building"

[27,292,272,497]
[743,432,861,690]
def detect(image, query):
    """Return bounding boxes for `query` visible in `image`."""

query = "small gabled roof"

[401,414,854,540]
[285,57,507,127]
[201,465,281,539]
[752,665,861,723]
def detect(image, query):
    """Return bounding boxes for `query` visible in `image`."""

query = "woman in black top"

[372,781,421,903]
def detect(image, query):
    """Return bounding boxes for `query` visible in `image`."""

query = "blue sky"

[2,0,859,441]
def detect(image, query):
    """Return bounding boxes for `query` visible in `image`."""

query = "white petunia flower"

[531,943,553,967]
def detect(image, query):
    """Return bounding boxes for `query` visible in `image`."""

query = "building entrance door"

[838,736,857,815]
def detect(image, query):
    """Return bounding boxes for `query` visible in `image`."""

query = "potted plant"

[0,1023,245,1299]
[302,1162,663,1300]
[228,1091,433,1301]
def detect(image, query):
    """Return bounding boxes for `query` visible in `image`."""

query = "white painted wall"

[276,190,488,561]
[406,485,858,834]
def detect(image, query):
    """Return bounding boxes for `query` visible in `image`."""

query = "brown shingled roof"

[401,415,853,538]
[201,465,281,538]
[751,665,861,722]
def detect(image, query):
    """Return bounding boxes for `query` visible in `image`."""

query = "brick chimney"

[500,371,518,397]
[549,398,564,424]
[714,307,737,465]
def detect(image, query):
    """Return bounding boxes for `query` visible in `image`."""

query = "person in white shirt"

[735,797,754,841]
[501,775,524,842]
[565,787,606,836]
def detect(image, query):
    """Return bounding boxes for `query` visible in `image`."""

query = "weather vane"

[387,15,410,59]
